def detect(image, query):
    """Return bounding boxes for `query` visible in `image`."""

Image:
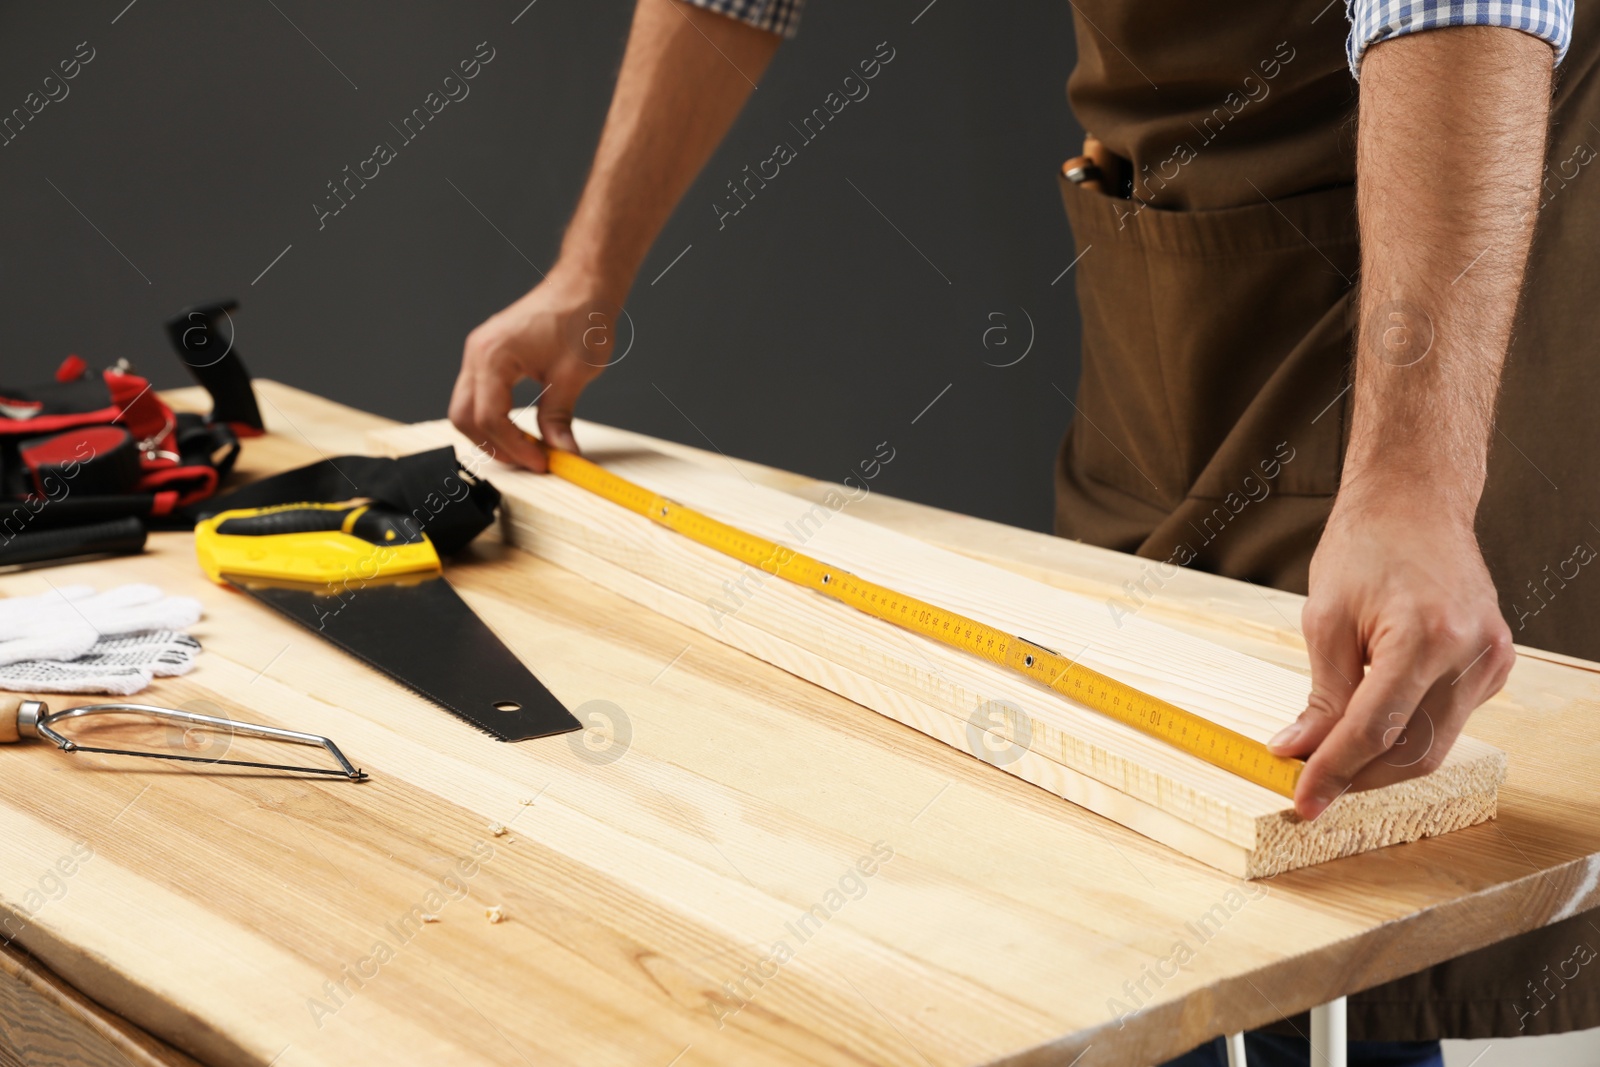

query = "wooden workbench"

[3,382,1599,1067]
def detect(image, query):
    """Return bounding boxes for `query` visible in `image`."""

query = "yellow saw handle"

[195,503,441,585]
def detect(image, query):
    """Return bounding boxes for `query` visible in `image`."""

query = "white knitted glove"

[0,585,202,667]
[0,631,202,695]
[0,584,203,695]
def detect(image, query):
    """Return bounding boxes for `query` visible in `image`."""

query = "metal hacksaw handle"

[0,694,367,780]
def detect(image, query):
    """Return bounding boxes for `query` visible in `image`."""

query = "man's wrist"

[554,191,654,301]
[1335,458,1485,527]
[544,253,633,307]
[1341,349,1494,526]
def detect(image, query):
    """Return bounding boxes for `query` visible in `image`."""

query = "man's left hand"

[1268,483,1515,820]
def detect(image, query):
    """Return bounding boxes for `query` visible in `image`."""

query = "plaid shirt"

[681,0,1572,75]
[682,0,805,38]
[1346,0,1572,74]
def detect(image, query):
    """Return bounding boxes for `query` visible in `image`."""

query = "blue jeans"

[1163,1034,1443,1067]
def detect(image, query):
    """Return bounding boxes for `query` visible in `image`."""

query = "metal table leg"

[1224,995,1346,1067]
[1311,997,1348,1067]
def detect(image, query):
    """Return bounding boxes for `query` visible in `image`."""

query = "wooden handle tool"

[0,695,48,744]
[0,694,367,780]
[1061,135,1129,197]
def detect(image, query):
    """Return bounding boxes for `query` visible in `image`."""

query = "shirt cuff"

[679,0,805,39]
[1346,0,1574,77]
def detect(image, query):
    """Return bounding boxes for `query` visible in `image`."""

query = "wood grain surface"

[372,420,1505,879]
[1,383,1599,1067]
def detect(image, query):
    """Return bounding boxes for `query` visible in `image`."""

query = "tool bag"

[0,301,264,534]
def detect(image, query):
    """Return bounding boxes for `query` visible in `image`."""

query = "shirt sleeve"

[679,0,805,38]
[1346,0,1574,77]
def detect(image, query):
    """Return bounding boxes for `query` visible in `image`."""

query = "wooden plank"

[371,420,1504,878]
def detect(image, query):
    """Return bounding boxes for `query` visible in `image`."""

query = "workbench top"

[3,382,1599,1067]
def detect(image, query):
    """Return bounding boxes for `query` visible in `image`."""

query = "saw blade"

[232,574,581,742]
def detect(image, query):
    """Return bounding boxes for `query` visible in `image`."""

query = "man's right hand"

[449,269,622,472]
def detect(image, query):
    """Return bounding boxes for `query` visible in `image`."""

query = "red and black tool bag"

[0,338,259,532]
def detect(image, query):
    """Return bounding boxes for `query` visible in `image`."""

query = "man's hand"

[1270,485,1513,819]
[450,270,620,472]
[1267,26,1550,820]
[448,0,779,470]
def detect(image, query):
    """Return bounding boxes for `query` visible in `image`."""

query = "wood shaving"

[488,821,508,836]
[485,905,506,924]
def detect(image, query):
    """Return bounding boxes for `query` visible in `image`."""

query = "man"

[450,0,1595,1062]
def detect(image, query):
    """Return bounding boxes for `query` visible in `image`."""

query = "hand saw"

[194,502,580,742]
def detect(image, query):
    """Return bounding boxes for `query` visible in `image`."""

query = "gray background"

[0,0,1086,532]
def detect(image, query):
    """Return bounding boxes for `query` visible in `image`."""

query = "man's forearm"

[558,0,781,295]
[449,0,779,470]
[1346,26,1552,516]
[1273,26,1550,816]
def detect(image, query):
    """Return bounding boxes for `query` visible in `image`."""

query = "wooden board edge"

[991,847,1598,1067]
[1247,748,1508,878]
[3,912,262,1067]
[0,939,205,1067]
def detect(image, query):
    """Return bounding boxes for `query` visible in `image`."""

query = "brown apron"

[1058,0,1600,1041]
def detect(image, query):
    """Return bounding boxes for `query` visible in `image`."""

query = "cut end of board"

[1247,749,1507,878]
[370,420,1509,879]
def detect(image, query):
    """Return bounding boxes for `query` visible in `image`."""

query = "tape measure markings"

[547,449,1303,798]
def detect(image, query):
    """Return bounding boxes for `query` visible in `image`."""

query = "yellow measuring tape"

[547,448,1303,798]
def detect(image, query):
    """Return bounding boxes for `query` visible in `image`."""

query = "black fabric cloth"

[192,447,500,555]
[1163,1035,1443,1067]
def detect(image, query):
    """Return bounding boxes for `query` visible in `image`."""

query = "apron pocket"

[1057,174,1359,508]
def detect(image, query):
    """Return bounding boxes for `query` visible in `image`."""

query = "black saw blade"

[230,573,581,742]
